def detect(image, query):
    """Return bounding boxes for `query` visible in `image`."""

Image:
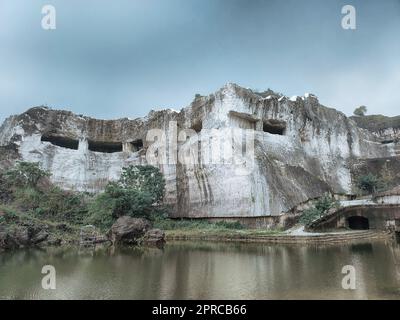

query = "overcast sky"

[0,0,399,123]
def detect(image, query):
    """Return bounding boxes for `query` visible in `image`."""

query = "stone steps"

[167,230,392,244]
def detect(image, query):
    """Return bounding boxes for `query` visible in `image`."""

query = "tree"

[119,165,165,204]
[353,106,367,117]
[5,161,50,187]
[356,174,381,194]
[299,193,339,226]
[103,165,166,219]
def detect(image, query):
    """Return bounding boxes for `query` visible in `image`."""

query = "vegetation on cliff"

[356,173,385,194]
[353,106,368,117]
[0,161,248,249]
[299,193,340,226]
[85,165,166,230]
[350,114,400,133]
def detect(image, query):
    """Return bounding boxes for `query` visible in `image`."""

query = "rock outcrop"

[108,216,151,245]
[143,228,166,246]
[0,83,399,227]
[0,225,49,250]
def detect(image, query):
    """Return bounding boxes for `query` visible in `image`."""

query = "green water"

[1,240,400,299]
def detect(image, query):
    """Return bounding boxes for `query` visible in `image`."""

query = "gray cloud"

[0,0,399,123]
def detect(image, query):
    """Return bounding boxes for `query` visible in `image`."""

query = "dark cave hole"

[191,121,203,133]
[263,120,286,135]
[88,140,123,153]
[347,216,370,230]
[130,139,144,152]
[41,134,79,150]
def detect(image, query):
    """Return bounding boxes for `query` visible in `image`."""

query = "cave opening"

[381,139,395,144]
[347,216,370,230]
[130,139,144,152]
[88,140,123,153]
[41,134,79,150]
[191,121,203,133]
[263,120,286,135]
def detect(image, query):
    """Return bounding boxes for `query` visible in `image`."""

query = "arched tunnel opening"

[347,216,370,230]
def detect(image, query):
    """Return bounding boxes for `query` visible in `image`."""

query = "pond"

[0,240,400,299]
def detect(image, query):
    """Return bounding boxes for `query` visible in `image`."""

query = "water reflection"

[0,240,399,299]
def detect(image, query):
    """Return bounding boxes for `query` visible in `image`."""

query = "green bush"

[353,106,367,117]
[119,165,166,204]
[85,165,166,229]
[37,187,88,224]
[1,161,89,224]
[300,193,339,226]
[356,174,384,194]
[105,182,154,218]
[13,186,42,210]
[299,207,322,226]
[0,206,18,224]
[85,193,116,230]
[4,161,50,187]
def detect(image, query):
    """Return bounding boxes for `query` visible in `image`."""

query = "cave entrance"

[88,140,123,153]
[130,139,144,152]
[41,134,79,150]
[347,216,370,230]
[263,120,286,135]
[191,120,203,133]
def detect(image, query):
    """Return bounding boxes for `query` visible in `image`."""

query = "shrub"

[0,174,13,203]
[1,161,89,224]
[356,174,383,194]
[119,165,165,204]
[13,186,42,210]
[4,161,50,187]
[85,193,116,230]
[86,165,166,228]
[0,206,18,224]
[299,207,323,226]
[353,106,367,117]
[37,187,88,223]
[105,182,154,218]
[300,193,339,226]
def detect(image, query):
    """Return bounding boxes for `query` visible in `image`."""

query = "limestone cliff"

[0,83,397,224]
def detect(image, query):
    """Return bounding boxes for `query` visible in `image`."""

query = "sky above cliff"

[0,0,399,123]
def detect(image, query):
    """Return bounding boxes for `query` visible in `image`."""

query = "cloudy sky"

[0,0,399,123]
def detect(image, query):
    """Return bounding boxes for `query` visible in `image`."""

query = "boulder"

[13,227,30,245]
[0,225,49,250]
[31,229,49,244]
[108,216,151,245]
[0,228,18,250]
[143,228,166,247]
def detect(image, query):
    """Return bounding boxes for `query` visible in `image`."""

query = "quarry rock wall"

[0,83,396,220]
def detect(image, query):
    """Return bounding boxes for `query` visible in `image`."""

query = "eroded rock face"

[0,83,397,221]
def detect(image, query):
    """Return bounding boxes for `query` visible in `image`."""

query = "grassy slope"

[0,204,81,244]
